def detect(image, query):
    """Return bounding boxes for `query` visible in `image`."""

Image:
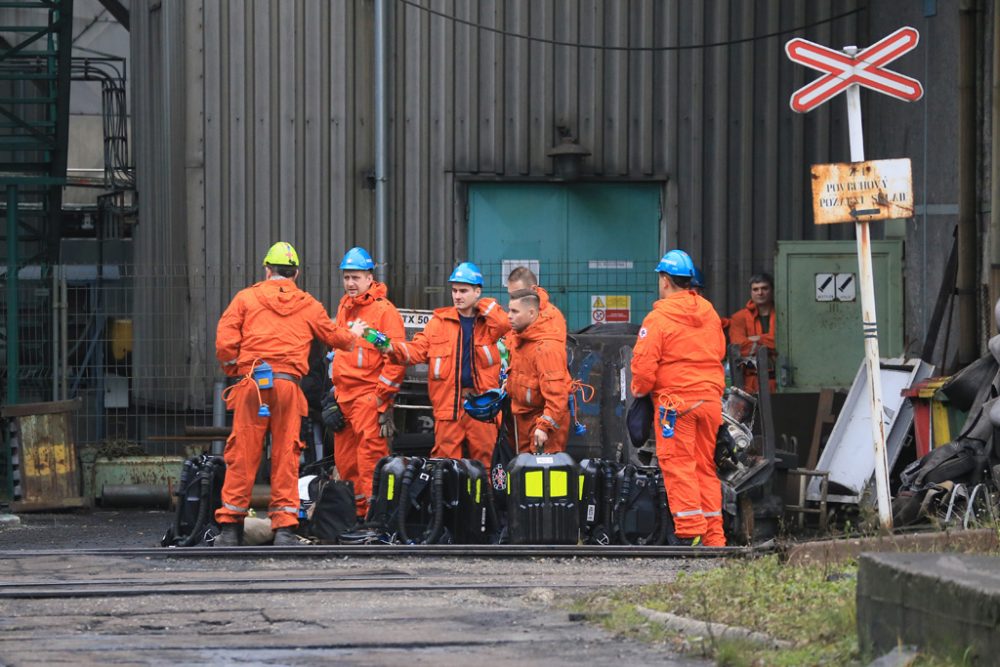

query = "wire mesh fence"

[1,259,669,454]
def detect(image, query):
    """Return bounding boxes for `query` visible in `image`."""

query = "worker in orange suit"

[330,247,406,519]
[505,289,572,453]
[729,272,776,395]
[387,262,510,469]
[506,265,567,344]
[631,249,727,547]
[214,242,365,547]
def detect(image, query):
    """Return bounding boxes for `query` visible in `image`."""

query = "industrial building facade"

[2,1,989,430]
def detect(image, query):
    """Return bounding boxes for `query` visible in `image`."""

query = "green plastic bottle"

[363,327,391,352]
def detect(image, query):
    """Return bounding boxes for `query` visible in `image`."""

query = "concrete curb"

[857,552,1000,662]
[785,528,999,566]
[635,605,791,649]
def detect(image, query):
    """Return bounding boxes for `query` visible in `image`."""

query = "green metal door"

[468,183,661,332]
[775,240,905,392]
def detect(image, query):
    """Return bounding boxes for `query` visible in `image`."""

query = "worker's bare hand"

[533,428,548,453]
[348,320,368,337]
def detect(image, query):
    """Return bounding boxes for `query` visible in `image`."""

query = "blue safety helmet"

[655,249,696,277]
[448,261,484,287]
[340,247,375,271]
[463,388,507,422]
[692,267,705,289]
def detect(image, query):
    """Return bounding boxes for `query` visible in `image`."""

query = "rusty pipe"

[957,0,980,367]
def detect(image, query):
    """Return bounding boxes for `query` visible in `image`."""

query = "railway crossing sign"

[786,27,924,532]
[786,26,923,112]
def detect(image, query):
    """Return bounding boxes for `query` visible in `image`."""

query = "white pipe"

[374,0,388,283]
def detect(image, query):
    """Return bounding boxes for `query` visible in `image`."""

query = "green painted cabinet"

[775,240,904,392]
[467,183,661,332]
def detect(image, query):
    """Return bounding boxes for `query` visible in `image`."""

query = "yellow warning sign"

[606,295,630,309]
[592,296,605,308]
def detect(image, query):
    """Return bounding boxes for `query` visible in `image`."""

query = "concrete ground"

[0,510,716,666]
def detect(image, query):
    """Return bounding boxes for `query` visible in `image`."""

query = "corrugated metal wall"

[133,0,946,408]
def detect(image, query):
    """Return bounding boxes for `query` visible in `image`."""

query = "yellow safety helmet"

[262,242,299,267]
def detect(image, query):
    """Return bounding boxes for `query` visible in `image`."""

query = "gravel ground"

[0,509,719,666]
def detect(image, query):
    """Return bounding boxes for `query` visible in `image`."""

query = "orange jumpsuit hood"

[652,291,720,329]
[253,279,315,317]
[515,312,564,344]
[340,280,389,311]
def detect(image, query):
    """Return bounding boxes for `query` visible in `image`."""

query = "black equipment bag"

[898,439,989,492]
[578,458,616,545]
[506,451,579,545]
[307,478,356,543]
[626,395,654,447]
[161,454,226,547]
[612,464,673,545]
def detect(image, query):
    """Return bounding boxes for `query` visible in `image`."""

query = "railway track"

[0,541,770,560]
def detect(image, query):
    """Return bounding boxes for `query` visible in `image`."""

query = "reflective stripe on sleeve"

[673,508,704,518]
[379,374,401,389]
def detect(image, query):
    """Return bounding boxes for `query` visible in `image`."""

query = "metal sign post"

[787,28,924,531]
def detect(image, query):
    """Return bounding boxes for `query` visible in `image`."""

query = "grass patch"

[568,554,978,666]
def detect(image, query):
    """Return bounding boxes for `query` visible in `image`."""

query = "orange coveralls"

[215,278,356,529]
[390,298,510,468]
[330,281,406,517]
[728,300,776,394]
[631,291,727,546]
[506,313,572,454]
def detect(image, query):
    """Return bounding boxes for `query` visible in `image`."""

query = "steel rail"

[0,543,768,560]
[0,581,599,600]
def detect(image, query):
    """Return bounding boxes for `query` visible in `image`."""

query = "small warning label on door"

[592,295,630,324]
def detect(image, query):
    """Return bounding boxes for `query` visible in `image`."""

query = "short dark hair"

[671,275,692,289]
[749,272,773,289]
[507,266,538,287]
[267,264,298,279]
[509,288,540,309]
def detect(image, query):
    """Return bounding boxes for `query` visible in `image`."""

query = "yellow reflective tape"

[579,475,584,500]
[475,479,481,504]
[467,478,471,495]
[524,470,544,498]
[506,472,511,495]
[386,474,395,501]
[550,470,568,497]
[258,378,268,387]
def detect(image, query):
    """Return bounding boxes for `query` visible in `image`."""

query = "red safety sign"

[786,26,923,113]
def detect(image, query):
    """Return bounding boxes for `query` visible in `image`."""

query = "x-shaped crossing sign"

[786,26,923,113]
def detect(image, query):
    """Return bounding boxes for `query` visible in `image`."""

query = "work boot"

[213,523,243,547]
[272,527,303,546]
[669,534,702,547]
